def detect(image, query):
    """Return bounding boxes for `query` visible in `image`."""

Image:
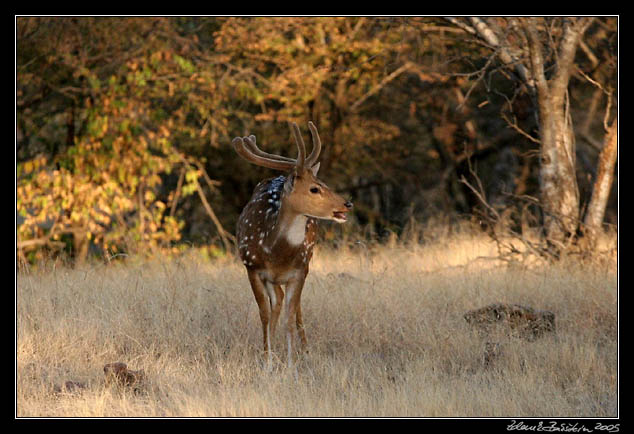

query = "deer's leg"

[283,277,306,367]
[247,270,271,356]
[268,283,284,340]
[296,302,308,353]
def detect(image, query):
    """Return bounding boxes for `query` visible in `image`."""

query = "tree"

[16,17,617,263]
[210,17,461,230]
[445,17,617,254]
[16,17,224,262]
[583,119,617,248]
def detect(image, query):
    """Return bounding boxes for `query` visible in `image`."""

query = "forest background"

[16,17,618,264]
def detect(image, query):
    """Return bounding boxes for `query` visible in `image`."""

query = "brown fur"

[233,123,352,366]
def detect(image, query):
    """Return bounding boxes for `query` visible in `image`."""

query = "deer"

[232,121,353,368]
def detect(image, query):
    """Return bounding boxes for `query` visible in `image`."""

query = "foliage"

[17,18,208,261]
[16,17,618,263]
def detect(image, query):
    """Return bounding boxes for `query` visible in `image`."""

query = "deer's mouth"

[332,211,348,223]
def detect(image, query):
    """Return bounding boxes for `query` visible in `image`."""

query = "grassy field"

[16,228,618,417]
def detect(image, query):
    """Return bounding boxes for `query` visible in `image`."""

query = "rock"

[464,303,555,341]
[104,362,145,392]
[52,380,87,395]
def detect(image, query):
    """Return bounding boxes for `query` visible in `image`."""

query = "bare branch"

[468,17,502,46]
[458,159,555,263]
[350,62,413,112]
[575,66,609,93]
[460,175,500,222]
[551,18,595,105]
[467,17,533,87]
[443,17,477,35]
[175,153,235,252]
[578,38,599,68]
[194,179,234,253]
[603,91,613,132]
[17,237,65,250]
[456,51,498,111]
[458,152,500,222]
[523,18,549,98]
[170,167,185,218]
[501,112,541,144]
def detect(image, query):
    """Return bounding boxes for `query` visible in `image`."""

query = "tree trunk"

[536,99,580,251]
[583,119,618,247]
[525,18,592,253]
[73,229,89,265]
[447,17,599,255]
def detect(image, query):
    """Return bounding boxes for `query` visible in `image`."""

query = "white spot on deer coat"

[285,215,308,246]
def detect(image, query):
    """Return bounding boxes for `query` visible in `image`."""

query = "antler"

[290,123,307,172]
[242,135,297,164]
[232,136,296,171]
[305,121,322,168]
[232,122,322,172]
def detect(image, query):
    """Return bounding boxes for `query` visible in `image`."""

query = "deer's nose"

[344,201,353,209]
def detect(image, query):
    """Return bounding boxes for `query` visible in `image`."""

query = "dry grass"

[16,230,618,417]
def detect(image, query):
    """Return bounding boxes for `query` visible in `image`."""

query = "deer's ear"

[310,162,320,176]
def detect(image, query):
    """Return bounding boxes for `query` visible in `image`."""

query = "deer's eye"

[310,187,320,194]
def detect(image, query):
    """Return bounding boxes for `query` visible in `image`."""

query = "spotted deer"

[232,122,352,367]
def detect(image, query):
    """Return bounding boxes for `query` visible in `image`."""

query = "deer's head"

[232,122,352,223]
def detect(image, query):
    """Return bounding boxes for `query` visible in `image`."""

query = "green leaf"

[174,54,195,74]
[185,169,199,183]
[88,75,101,90]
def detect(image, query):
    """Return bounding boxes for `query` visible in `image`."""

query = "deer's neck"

[280,213,308,246]
[267,200,307,250]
